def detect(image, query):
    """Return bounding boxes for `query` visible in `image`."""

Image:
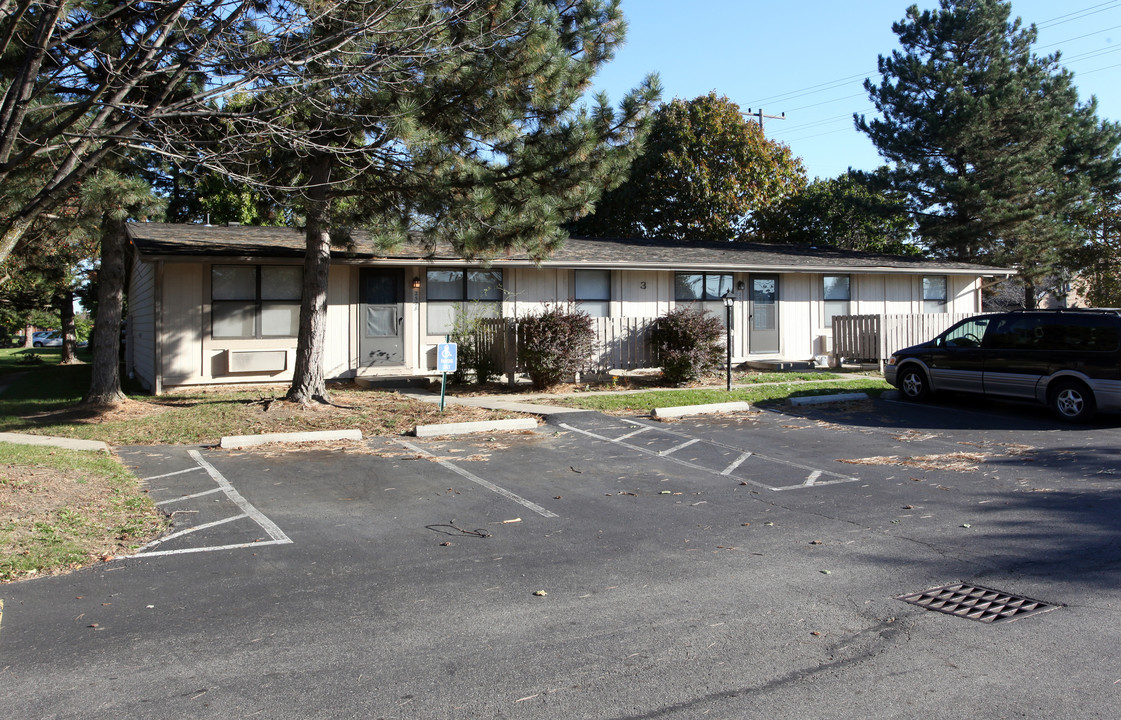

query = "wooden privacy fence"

[473,316,660,380]
[832,313,981,368]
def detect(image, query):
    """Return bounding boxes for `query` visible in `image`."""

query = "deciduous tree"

[752,170,916,254]
[569,92,806,241]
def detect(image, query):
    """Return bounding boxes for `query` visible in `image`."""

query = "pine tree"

[857,0,1121,306]
[181,1,659,405]
[80,171,163,405]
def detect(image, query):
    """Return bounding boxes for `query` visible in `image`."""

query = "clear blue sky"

[588,0,1121,180]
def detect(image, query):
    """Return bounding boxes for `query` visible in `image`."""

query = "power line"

[743,0,1121,109]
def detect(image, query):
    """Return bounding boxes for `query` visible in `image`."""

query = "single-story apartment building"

[124,222,1015,393]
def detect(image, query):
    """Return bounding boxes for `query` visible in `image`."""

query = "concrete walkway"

[0,432,109,453]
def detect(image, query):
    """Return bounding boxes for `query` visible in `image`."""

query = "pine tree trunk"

[285,158,333,406]
[83,217,127,405]
[23,323,33,349]
[1023,280,1037,309]
[58,289,79,364]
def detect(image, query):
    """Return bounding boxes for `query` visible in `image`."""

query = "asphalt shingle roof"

[127,222,1014,276]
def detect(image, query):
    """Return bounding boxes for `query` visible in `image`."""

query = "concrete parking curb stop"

[0,432,109,453]
[414,418,538,438]
[651,401,752,419]
[787,392,870,407]
[219,429,363,449]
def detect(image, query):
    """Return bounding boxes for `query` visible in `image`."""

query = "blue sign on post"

[437,342,458,373]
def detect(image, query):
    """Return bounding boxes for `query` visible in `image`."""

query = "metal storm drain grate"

[897,583,1061,623]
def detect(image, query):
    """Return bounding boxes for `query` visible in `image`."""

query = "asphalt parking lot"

[3,393,1121,719]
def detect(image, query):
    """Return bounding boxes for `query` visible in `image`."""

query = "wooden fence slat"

[832,313,983,368]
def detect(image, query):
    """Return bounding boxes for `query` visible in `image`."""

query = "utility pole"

[745,108,786,136]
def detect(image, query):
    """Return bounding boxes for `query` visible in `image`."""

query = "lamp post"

[722,290,735,391]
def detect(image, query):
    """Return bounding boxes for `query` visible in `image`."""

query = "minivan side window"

[941,317,990,348]
[988,314,1121,352]
[1040,316,1120,352]
[988,316,1043,350]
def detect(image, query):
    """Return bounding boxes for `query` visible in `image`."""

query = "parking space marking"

[395,440,559,518]
[134,514,249,554]
[559,419,858,491]
[142,466,205,481]
[660,438,700,457]
[155,487,223,505]
[616,426,652,441]
[721,451,753,476]
[123,450,293,559]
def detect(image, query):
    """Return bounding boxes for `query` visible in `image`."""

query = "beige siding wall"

[144,258,994,388]
[618,269,672,317]
[162,262,203,383]
[324,264,354,379]
[507,267,565,315]
[948,275,980,313]
[777,273,813,359]
[128,257,157,391]
[807,272,984,356]
[158,259,360,389]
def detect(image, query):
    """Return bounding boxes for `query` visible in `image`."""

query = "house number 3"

[639,281,647,289]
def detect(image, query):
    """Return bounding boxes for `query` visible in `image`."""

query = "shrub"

[517,304,595,390]
[653,307,724,384]
[449,305,500,385]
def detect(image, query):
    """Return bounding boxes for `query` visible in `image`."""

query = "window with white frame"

[675,272,734,325]
[426,269,502,335]
[211,265,302,339]
[575,269,611,317]
[674,273,733,302]
[823,275,850,328]
[923,276,947,313]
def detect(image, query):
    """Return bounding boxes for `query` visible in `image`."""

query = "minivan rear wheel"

[1049,379,1096,423]
[898,365,930,401]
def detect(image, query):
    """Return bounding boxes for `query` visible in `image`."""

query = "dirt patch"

[11,382,520,446]
[25,396,170,426]
[839,452,990,472]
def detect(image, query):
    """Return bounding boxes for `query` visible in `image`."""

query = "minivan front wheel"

[1049,379,1096,423]
[898,366,930,401]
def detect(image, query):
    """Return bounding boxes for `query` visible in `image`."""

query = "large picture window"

[823,275,851,328]
[212,265,302,339]
[923,276,947,314]
[675,272,734,326]
[575,269,611,317]
[426,269,502,335]
[675,272,733,302]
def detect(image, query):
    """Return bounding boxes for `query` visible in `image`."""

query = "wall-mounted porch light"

[412,276,421,290]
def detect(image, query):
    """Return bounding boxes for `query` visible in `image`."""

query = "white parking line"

[122,450,293,559]
[659,438,700,457]
[616,426,652,441]
[155,487,222,505]
[142,466,205,481]
[395,439,559,518]
[559,420,858,491]
[721,452,753,476]
[135,514,249,551]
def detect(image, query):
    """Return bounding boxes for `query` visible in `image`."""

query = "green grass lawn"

[0,442,167,582]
